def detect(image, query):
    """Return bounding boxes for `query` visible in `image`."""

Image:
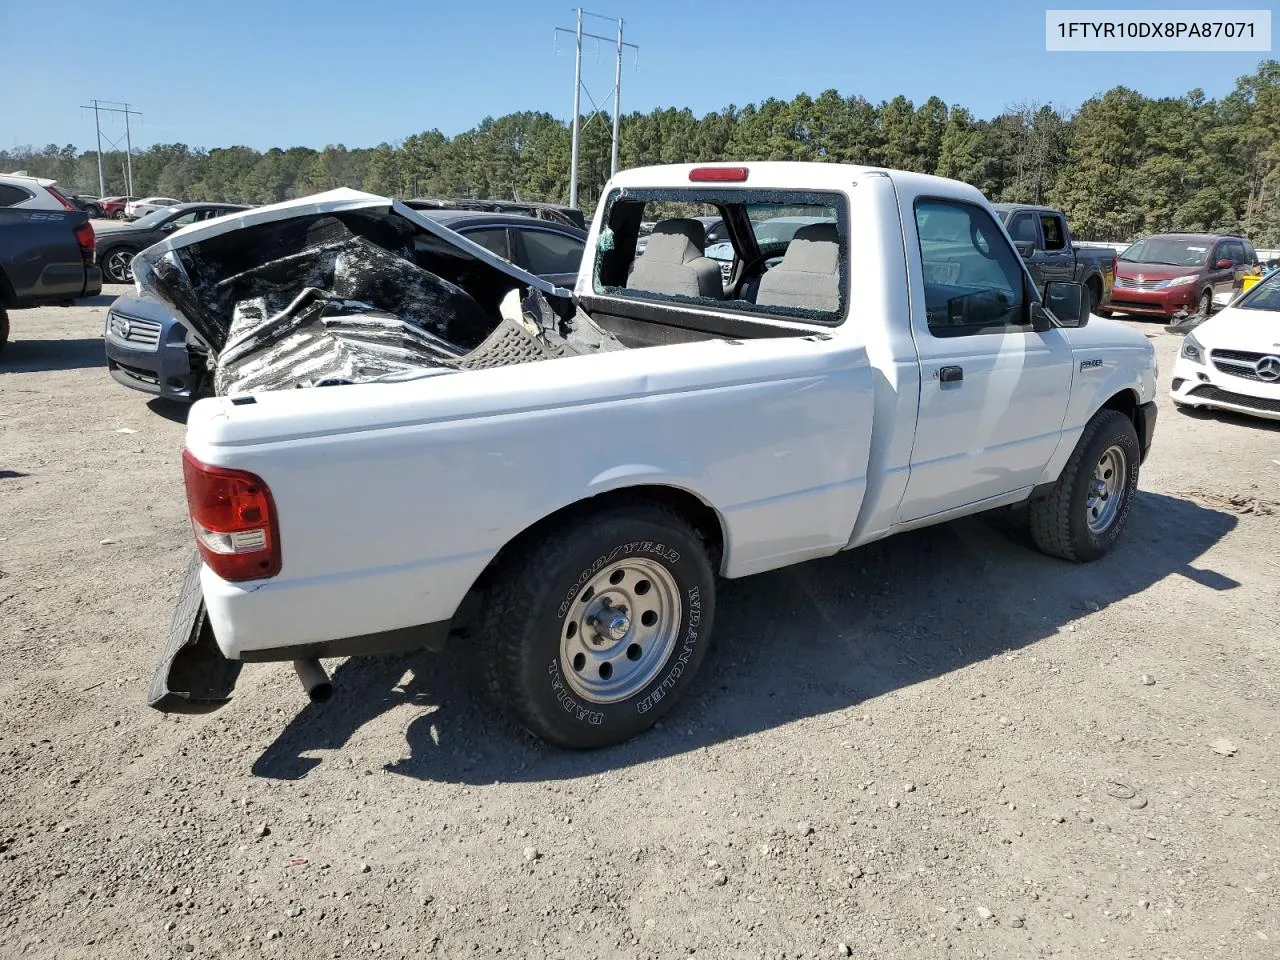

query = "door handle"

[939,365,963,383]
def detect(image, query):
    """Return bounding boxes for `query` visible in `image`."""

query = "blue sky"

[2,0,1272,152]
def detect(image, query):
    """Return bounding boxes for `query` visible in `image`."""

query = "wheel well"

[1086,275,1101,294]
[452,485,726,631]
[1101,389,1138,426]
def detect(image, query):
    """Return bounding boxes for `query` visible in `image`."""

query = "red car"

[1108,233,1261,320]
[97,196,138,220]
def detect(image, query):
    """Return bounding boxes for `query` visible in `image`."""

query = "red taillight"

[74,222,95,262]
[46,185,77,212]
[182,450,282,581]
[689,166,748,182]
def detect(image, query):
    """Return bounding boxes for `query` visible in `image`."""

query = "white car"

[136,164,1158,748]
[125,196,181,219]
[1171,271,1280,421]
[0,172,79,211]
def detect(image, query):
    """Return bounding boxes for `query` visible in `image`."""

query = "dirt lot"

[2,291,1277,960]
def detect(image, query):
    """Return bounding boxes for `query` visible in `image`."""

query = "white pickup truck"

[139,162,1158,749]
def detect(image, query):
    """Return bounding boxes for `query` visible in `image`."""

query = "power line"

[80,100,142,197]
[555,9,638,209]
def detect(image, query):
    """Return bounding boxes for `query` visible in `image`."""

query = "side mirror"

[1216,258,1232,269]
[160,222,177,232]
[1014,240,1036,259]
[1043,280,1089,328]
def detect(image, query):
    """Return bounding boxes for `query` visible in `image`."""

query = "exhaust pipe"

[292,659,333,703]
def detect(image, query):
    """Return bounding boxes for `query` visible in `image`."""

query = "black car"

[401,206,588,287]
[104,207,589,402]
[97,202,250,283]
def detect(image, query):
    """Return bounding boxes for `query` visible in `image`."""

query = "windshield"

[131,207,181,229]
[1120,238,1210,267]
[1235,271,1280,312]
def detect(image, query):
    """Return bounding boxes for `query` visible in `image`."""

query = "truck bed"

[0,207,102,308]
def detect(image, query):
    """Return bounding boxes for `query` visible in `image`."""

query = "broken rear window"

[593,188,849,325]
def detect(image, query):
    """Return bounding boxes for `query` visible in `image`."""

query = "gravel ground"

[1,292,1277,960]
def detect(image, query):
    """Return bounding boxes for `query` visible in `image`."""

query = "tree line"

[5,60,1278,244]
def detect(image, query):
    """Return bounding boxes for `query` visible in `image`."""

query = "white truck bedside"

[139,162,1158,748]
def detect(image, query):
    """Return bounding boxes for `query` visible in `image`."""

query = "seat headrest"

[639,218,709,264]
[777,222,840,274]
[651,218,707,250]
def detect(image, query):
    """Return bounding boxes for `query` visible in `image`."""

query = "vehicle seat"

[754,223,841,312]
[627,218,724,299]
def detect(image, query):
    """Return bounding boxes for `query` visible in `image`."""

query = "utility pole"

[123,102,135,196]
[555,9,638,209]
[80,99,143,196]
[92,101,105,197]
[569,8,582,212]
[611,19,624,177]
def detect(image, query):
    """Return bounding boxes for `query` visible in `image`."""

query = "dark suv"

[1110,233,1261,320]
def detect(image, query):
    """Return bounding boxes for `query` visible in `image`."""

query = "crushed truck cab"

[139,163,1157,747]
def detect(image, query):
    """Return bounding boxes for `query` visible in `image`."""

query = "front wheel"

[1029,409,1140,562]
[476,502,717,748]
[102,247,135,283]
[1196,289,1213,317]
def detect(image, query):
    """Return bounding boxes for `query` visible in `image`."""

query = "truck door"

[1007,211,1043,284]
[897,198,1074,523]
[1035,212,1076,284]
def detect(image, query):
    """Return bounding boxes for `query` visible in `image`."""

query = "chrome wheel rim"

[1086,445,1127,534]
[106,250,133,282]
[559,557,681,704]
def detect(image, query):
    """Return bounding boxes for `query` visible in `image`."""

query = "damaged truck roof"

[130,189,613,396]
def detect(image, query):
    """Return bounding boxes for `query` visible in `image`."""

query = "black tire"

[1086,279,1101,316]
[1196,289,1212,317]
[475,501,717,748]
[101,247,136,284]
[1028,409,1140,563]
[86,203,102,218]
[0,307,9,356]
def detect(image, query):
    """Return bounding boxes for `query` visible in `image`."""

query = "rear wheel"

[1086,279,1101,316]
[1029,409,1140,562]
[475,501,717,748]
[0,307,9,356]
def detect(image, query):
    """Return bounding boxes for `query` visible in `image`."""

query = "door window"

[915,199,1028,337]
[517,228,584,275]
[1008,213,1038,243]
[1038,214,1066,250]
[459,228,510,260]
[0,184,31,207]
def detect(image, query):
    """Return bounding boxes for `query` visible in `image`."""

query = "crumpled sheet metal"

[135,199,622,395]
[211,240,622,394]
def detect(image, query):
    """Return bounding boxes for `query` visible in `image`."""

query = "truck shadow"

[252,490,1240,783]
[1,337,106,372]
